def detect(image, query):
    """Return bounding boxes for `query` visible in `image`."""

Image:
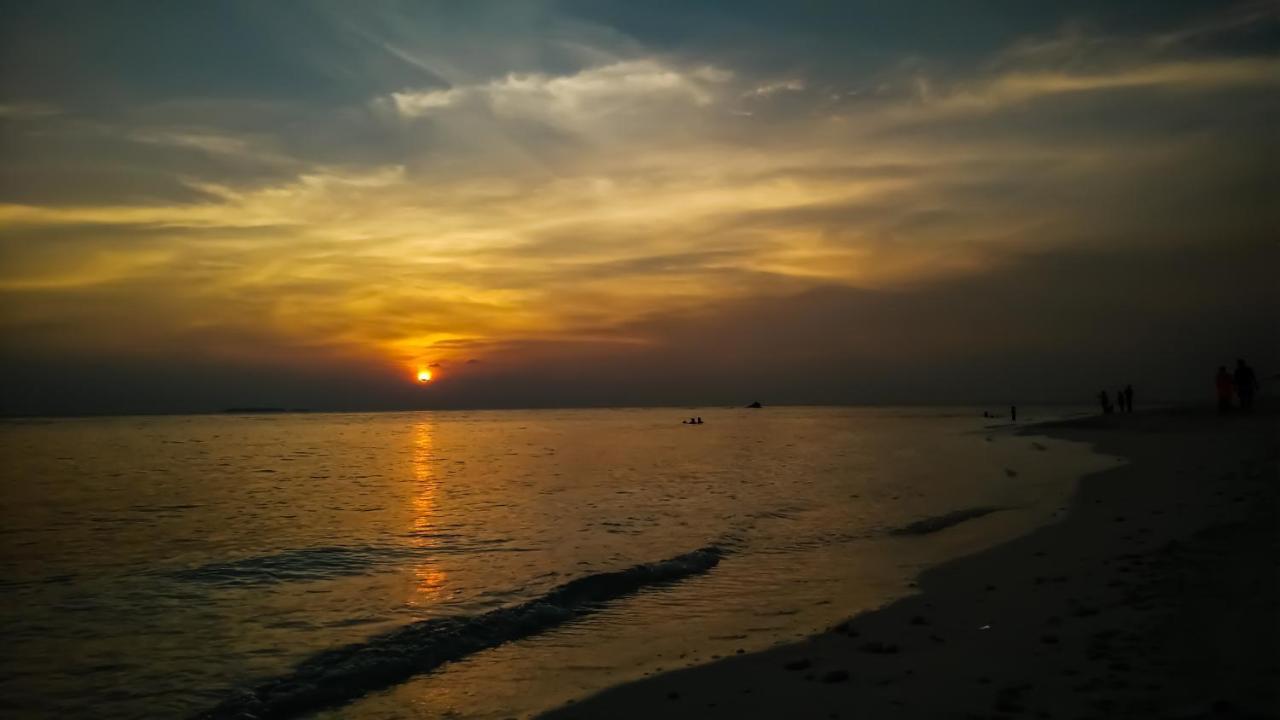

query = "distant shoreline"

[0,402,1176,421]
[219,407,314,414]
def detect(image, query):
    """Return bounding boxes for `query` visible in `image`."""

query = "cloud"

[0,101,60,119]
[948,57,1279,111]
[411,239,1280,408]
[388,59,734,133]
[742,79,806,98]
[390,87,464,115]
[0,1,1276,413]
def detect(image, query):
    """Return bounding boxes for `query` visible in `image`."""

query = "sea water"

[0,407,1113,719]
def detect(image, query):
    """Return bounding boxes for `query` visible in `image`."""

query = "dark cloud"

[416,240,1279,408]
[4,239,1274,415]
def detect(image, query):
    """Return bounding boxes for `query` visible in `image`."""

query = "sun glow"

[417,369,432,383]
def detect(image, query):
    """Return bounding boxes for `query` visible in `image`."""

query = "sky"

[1,0,1277,414]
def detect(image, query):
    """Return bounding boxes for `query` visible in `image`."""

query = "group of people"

[682,417,705,425]
[1098,384,1134,415]
[1216,358,1259,414]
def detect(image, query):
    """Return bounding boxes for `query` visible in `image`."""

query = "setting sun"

[417,370,432,383]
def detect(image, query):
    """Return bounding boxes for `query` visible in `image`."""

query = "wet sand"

[543,407,1279,719]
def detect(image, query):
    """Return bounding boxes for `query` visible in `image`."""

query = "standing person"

[1117,387,1126,414]
[1216,366,1234,414]
[1234,359,1259,413]
[1010,405,1017,422]
[1124,385,1134,413]
[1098,390,1111,415]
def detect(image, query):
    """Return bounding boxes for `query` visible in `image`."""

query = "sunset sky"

[2,1,1276,414]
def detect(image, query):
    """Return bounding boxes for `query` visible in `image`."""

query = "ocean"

[0,406,1114,719]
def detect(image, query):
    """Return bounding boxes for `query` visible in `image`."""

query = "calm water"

[0,407,1112,719]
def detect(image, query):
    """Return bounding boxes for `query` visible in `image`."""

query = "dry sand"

[542,408,1279,719]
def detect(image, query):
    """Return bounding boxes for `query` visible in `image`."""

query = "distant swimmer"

[695,417,704,424]
[746,401,763,408]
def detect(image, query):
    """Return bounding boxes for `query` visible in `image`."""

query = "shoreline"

[542,407,1279,719]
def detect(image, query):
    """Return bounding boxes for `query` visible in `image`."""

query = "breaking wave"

[890,506,1005,535]
[196,545,725,719]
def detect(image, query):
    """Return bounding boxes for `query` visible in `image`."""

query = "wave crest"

[197,545,724,719]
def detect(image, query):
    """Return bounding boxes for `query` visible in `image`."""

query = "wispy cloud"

[389,59,733,126]
[0,101,60,119]
[742,78,806,98]
[895,56,1280,121]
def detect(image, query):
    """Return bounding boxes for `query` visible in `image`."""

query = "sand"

[542,407,1279,719]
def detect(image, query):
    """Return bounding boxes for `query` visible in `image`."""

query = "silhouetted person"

[1216,366,1233,414]
[1123,384,1134,413]
[695,417,704,424]
[1234,359,1258,413]
[1098,390,1111,415]
[1010,405,1016,422]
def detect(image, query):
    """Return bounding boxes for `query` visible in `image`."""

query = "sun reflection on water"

[409,420,447,602]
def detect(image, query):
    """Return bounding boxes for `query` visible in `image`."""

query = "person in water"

[1234,359,1258,413]
[1010,405,1017,422]
[1216,366,1234,414]
[1098,390,1111,415]
[1123,384,1134,414]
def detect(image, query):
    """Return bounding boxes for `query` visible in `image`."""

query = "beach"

[544,408,1279,719]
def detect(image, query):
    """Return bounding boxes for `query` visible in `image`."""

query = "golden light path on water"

[410,420,447,603]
